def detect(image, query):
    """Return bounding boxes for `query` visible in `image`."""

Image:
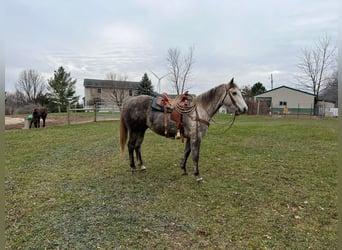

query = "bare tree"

[5,91,24,114]
[106,73,128,82]
[321,70,338,105]
[104,73,128,110]
[241,85,253,100]
[296,35,336,99]
[16,69,46,104]
[166,46,194,94]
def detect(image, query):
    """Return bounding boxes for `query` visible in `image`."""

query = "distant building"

[253,85,337,116]
[254,86,316,115]
[84,79,140,110]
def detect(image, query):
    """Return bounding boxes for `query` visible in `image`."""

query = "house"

[253,86,316,115]
[316,100,337,117]
[84,78,140,110]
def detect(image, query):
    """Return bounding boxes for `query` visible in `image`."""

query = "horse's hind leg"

[42,116,46,127]
[180,138,191,175]
[127,132,138,172]
[135,131,147,171]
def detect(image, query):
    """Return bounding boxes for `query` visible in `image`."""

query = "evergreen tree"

[47,66,79,112]
[137,73,154,96]
[251,82,266,96]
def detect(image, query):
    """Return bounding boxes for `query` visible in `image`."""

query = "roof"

[84,78,140,89]
[254,85,315,97]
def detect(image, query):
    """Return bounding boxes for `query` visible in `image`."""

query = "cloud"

[292,16,337,27]
[4,0,339,99]
[94,22,150,46]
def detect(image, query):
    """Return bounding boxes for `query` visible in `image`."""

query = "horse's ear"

[228,77,234,87]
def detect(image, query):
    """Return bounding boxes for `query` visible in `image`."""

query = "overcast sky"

[5,0,339,98]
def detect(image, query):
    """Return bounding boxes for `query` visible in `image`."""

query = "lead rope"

[207,86,238,135]
[210,111,237,135]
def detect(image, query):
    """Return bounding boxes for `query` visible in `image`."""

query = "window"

[129,89,133,96]
[97,88,101,94]
[279,101,287,106]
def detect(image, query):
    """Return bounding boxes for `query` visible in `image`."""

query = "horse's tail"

[119,113,128,153]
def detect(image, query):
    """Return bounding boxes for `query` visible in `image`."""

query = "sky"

[5,0,339,99]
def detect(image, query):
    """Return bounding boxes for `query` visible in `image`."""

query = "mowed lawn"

[5,115,337,249]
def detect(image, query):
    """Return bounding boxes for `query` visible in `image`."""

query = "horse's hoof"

[140,165,147,171]
[132,168,138,174]
[196,177,204,183]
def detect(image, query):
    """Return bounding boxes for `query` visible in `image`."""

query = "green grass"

[5,115,337,249]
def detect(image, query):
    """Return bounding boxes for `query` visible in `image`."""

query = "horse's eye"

[232,92,237,96]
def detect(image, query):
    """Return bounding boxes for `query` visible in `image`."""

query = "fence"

[66,100,336,126]
[245,99,334,118]
[67,104,120,125]
[271,104,314,117]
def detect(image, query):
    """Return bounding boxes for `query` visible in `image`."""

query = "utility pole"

[270,73,274,89]
[151,71,168,94]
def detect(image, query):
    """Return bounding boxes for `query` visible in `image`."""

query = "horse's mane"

[195,84,227,110]
[195,81,238,113]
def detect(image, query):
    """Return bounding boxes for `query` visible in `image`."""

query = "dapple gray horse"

[120,78,248,181]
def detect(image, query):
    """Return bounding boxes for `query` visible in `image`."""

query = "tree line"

[6,66,79,114]
[5,35,338,115]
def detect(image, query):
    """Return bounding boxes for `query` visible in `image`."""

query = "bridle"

[190,85,241,129]
[208,85,240,134]
[228,90,238,107]
[221,85,238,109]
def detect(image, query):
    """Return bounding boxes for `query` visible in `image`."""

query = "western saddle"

[155,91,195,140]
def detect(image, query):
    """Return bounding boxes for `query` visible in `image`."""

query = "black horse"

[30,107,48,128]
[120,78,248,181]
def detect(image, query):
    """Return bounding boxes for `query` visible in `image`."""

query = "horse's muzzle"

[236,107,247,115]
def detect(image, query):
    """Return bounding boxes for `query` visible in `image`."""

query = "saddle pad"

[151,97,172,113]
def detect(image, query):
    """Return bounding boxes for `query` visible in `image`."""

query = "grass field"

[5,115,337,249]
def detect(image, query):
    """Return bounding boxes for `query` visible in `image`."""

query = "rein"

[208,85,239,134]
[187,85,239,129]
[171,85,240,137]
[188,111,210,127]
[210,111,238,135]
[174,94,210,127]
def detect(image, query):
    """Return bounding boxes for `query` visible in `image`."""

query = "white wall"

[255,87,315,109]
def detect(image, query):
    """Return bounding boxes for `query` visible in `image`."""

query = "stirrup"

[176,130,181,139]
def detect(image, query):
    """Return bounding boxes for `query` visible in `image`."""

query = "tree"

[320,70,338,105]
[251,82,266,96]
[137,73,154,96]
[47,66,79,112]
[104,73,128,110]
[5,91,24,115]
[15,69,46,104]
[296,35,336,99]
[241,85,253,100]
[166,46,194,95]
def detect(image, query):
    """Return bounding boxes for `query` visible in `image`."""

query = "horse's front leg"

[190,138,203,182]
[180,138,191,175]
